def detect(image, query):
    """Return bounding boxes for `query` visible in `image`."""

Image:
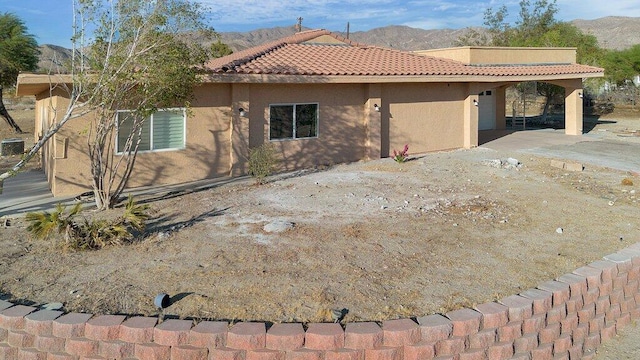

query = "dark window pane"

[117,112,150,152]
[295,104,317,138]
[270,105,294,139]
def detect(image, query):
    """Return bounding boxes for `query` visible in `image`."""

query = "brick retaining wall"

[2,243,640,359]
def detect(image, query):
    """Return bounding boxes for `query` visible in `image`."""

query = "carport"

[415,46,600,143]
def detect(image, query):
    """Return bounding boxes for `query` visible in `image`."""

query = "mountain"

[220,26,307,51]
[217,17,640,52]
[37,44,74,73]
[571,16,640,50]
[36,16,640,71]
[216,25,480,52]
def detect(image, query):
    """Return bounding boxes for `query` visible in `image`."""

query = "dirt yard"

[0,92,39,174]
[1,103,639,325]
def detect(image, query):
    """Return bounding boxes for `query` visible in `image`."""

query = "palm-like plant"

[25,203,82,239]
[26,197,150,250]
[0,12,39,133]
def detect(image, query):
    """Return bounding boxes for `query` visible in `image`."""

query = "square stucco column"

[495,86,508,130]
[463,91,479,149]
[563,79,584,136]
[365,84,382,159]
[231,84,250,176]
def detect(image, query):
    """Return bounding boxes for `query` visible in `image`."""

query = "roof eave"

[202,72,605,84]
[16,73,72,96]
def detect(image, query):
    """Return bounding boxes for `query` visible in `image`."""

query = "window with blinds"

[116,109,185,153]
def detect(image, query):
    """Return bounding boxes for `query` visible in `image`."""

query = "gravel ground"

[1,106,640,358]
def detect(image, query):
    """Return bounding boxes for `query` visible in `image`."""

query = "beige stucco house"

[17,29,603,197]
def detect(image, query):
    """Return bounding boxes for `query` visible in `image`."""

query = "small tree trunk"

[0,86,24,133]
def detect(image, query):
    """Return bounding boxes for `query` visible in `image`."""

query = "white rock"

[42,302,64,311]
[263,220,295,233]
[507,157,520,166]
[556,227,563,234]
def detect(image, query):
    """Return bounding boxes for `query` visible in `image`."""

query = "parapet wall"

[1,243,640,360]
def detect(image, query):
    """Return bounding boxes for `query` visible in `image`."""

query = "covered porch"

[415,46,600,148]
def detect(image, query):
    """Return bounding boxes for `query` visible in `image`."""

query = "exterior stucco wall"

[33,95,52,191]
[382,83,467,156]
[248,83,368,171]
[121,84,232,190]
[41,84,234,197]
[416,47,577,65]
[37,82,477,196]
[46,96,92,196]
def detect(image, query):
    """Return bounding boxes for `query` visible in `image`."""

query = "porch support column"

[563,79,584,135]
[230,84,250,176]
[548,78,584,135]
[365,84,382,159]
[463,84,480,149]
[495,85,508,130]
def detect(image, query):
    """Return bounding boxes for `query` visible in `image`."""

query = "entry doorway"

[478,90,496,130]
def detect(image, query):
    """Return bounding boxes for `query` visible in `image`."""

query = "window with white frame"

[116,109,186,153]
[269,103,318,140]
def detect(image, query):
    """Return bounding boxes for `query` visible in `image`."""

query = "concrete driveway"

[480,128,640,174]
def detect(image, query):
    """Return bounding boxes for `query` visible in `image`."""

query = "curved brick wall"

[1,243,640,360]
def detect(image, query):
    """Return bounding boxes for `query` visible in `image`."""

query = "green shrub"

[26,195,150,250]
[248,143,278,184]
[26,203,82,239]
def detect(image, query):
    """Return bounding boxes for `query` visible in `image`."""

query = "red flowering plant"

[392,144,409,163]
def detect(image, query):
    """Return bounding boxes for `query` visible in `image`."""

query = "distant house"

[17,29,603,197]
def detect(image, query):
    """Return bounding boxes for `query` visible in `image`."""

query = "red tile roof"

[204,29,603,79]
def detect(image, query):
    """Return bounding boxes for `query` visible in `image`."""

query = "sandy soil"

[594,319,640,359]
[1,104,639,326]
[0,93,39,174]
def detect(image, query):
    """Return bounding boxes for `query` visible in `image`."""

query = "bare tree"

[77,0,213,210]
[1,0,216,205]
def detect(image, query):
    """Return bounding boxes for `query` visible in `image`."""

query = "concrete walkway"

[0,170,63,218]
[0,169,248,218]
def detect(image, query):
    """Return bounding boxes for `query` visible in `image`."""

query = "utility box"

[1,138,25,156]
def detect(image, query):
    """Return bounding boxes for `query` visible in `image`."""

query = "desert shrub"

[26,195,150,250]
[248,143,278,184]
[621,178,634,186]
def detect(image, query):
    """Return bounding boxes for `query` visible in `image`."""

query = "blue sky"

[2,0,640,48]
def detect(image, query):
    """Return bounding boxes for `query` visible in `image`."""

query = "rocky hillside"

[217,16,640,52]
[36,16,640,71]
[37,44,74,74]
[571,16,640,50]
